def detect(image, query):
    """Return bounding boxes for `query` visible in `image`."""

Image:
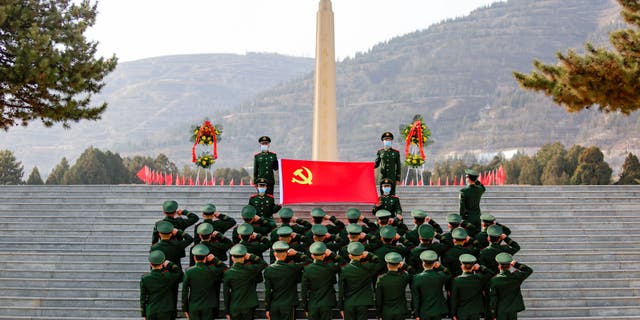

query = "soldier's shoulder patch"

[391,195,399,198]
[250,193,259,197]
[254,153,261,157]
[266,194,275,198]
[269,151,277,155]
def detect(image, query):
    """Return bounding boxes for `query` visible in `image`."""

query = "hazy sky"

[86,0,503,62]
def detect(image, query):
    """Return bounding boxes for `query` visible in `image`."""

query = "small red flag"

[445,177,450,186]
[429,179,433,186]
[437,177,441,186]
[229,178,235,186]
[240,179,244,186]
[211,177,216,186]
[188,177,194,185]
[280,159,378,204]
[219,177,225,186]
[165,173,172,186]
[453,176,458,186]
[136,166,150,184]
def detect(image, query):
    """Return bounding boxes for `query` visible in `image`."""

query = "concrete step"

[0,306,138,318]
[522,287,640,298]
[0,296,134,308]
[520,306,640,317]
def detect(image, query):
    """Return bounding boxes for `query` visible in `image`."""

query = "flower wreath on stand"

[400,114,432,185]
[191,120,223,171]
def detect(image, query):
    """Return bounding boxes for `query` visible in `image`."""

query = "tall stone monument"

[312,0,338,161]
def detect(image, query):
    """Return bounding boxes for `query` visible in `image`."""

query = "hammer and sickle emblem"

[291,166,313,185]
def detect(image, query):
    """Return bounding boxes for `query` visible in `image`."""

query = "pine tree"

[0,150,24,184]
[1,0,118,130]
[26,166,44,185]
[514,0,640,114]
[46,158,70,184]
[63,147,108,184]
[617,152,640,184]
[571,147,613,185]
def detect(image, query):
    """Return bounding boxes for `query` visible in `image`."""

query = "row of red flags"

[427,166,507,186]
[136,166,246,186]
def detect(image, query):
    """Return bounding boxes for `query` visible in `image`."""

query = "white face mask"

[260,144,269,152]
[382,186,391,194]
[383,140,392,148]
[258,187,267,194]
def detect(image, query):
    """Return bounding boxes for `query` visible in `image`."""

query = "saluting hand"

[184,312,190,319]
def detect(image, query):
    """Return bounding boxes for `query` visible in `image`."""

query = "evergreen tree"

[63,147,108,184]
[540,154,571,185]
[101,151,129,184]
[26,166,44,185]
[565,145,586,177]
[1,0,118,130]
[0,149,23,184]
[514,0,640,114]
[518,157,541,185]
[503,152,529,184]
[46,157,70,184]
[617,152,640,184]
[571,147,612,185]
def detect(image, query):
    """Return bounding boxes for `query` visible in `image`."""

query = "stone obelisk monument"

[312,0,338,161]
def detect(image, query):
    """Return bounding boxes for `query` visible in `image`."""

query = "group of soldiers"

[140,134,533,320]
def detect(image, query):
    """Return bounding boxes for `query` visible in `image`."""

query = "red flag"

[417,178,423,186]
[165,173,172,186]
[429,179,433,186]
[280,159,378,204]
[211,177,216,186]
[445,177,450,186]
[157,172,164,185]
[188,177,194,186]
[229,178,235,186]
[437,177,441,186]
[219,177,225,186]
[460,175,465,186]
[409,180,414,186]
[453,176,458,186]
[136,166,150,184]
[175,174,181,186]
[240,179,244,186]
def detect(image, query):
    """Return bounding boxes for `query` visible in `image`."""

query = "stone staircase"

[0,185,639,320]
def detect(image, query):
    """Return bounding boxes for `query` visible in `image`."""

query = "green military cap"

[481,214,496,222]
[420,250,439,262]
[487,224,503,237]
[447,213,462,223]
[411,209,428,218]
[229,244,248,256]
[258,136,271,143]
[459,253,477,264]
[156,221,173,234]
[346,223,363,234]
[162,200,178,212]
[311,224,328,236]
[276,226,293,236]
[255,177,268,185]
[452,227,468,240]
[385,252,403,264]
[197,222,214,235]
[495,252,514,264]
[345,208,362,219]
[418,224,435,239]
[272,240,290,251]
[237,223,254,235]
[310,208,326,217]
[380,225,397,239]
[148,250,166,264]
[381,131,394,140]
[241,205,257,218]
[347,241,365,255]
[191,244,210,256]
[202,204,216,214]
[380,178,393,185]
[465,168,479,177]
[278,207,294,218]
[309,241,327,255]
[375,209,392,218]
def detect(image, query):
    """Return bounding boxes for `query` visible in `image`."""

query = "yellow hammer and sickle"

[291,166,313,185]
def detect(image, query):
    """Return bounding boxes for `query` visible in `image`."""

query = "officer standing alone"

[254,136,279,195]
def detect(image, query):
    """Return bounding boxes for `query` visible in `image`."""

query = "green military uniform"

[474,214,511,250]
[407,225,448,273]
[152,200,199,244]
[305,208,346,238]
[254,136,278,195]
[443,228,478,277]
[233,223,271,260]
[264,241,307,320]
[405,209,443,246]
[339,208,378,241]
[140,251,182,320]
[479,225,520,274]
[375,253,411,320]
[440,214,478,248]
[151,221,194,270]
[301,242,342,320]
[489,253,533,320]
[270,210,312,243]
[412,251,451,320]
[194,204,236,244]
[459,169,486,230]
[372,209,409,237]
[223,245,268,320]
[338,242,385,320]
[373,194,403,218]
[248,192,281,219]
[338,224,377,264]
[182,245,227,320]
[268,226,309,263]
[190,223,233,265]
[372,226,411,263]
[233,206,277,239]
[451,254,494,320]
[374,132,401,195]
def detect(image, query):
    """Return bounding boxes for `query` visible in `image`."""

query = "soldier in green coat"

[249,178,281,219]
[372,226,412,265]
[405,209,443,246]
[264,241,308,320]
[338,208,378,241]
[194,204,236,244]
[375,252,411,320]
[489,253,533,320]
[474,214,511,250]
[459,169,486,231]
[450,254,494,320]
[408,224,448,273]
[182,244,227,320]
[374,131,401,195]
[372,209,409,237]
[233,223,271,259]
[152,200,199,244]
[439,214,478,248]
[233,205,276,240]
[412,250,451,320]
[301,242,342,320]
[338,224,377,264]
[223,244,268,320]
[140,251,182,320]
[270,207,312,243]
[254,136,278,195]
[304,208,346,238]
[443,228,479,278]
[373,179,403,219]
[478,225,520,274]
[338,242,385,320]
[190,222,232,266]
[269,226,308,263]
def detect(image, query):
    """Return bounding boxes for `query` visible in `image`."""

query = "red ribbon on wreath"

[192,121,218,163]
[404,120,426,160]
